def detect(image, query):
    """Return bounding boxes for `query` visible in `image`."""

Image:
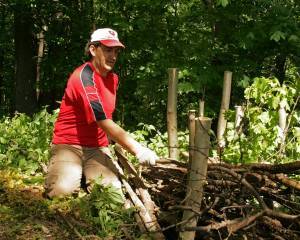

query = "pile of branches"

[142,160,300,239]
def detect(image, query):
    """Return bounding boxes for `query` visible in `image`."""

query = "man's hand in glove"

[135,145,158,166]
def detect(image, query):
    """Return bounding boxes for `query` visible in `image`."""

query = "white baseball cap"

[90,28,125,48]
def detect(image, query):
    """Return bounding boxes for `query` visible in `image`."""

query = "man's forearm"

[97,119,140,155]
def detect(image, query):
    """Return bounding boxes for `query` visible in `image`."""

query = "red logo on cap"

[109,30,115,36]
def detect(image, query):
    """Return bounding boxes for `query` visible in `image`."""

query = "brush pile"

[143,160,300,239]
[116,146,300,240]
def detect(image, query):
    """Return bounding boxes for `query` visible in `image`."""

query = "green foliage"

[131,123,189,161]
[223,77,299,164]
[0,108,57,173]
[217,0,230,7]
[1,0,300,132]
[74,180,136,238]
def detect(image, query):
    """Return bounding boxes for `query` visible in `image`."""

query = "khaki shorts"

[44,144,121,198]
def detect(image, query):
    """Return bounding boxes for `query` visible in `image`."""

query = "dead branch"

[114,146,165,240]
[124,199,147,233]
[227,211,265,234]
[208,165,268,210]
[272,173,300,191]
[57,211,84,240]
[182,211,263,232]
[259,187,300,212]
[249,161,300,173]
[138,156,300,239]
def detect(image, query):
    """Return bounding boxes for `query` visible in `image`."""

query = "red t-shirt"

[52,62,119,147]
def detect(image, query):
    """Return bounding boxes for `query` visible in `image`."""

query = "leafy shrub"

[74,180,136,238]
[130,123,189,161]
[0,108,58,173]
[223,77,299,164]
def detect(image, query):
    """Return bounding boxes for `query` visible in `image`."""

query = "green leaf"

[0,137,7,144]
[271,96,280,109]
[288,35,299,42]
[178,82,195,94]
[294,127,300,138]
[238,75,250,88]
[270,31,286,42]
[217,0,229,7]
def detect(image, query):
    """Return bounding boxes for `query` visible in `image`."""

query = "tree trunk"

[36,30,45,102]
[167,68,179,159]
[188,110,196,172]
[217,71,232,149]
[180,117,212,240]
[0,47,3,113]
[14,2,37,114]
[0,5,8,113]
[278,101,287,157]
[274,54,286,84]
[199,99,205,117]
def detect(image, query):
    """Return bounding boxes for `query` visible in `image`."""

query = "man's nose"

[111,51,118,59]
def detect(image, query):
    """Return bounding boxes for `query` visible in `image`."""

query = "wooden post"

[279,101,287,137]
[234,105,244,134]
[180,117,212,240]
[199,100,205,117]
[278,100,287,156]
[36,31,44,101]
[217,71,232,149]
[188,110,196,169]
[167,68,179,159]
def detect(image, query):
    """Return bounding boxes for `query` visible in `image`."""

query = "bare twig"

[182,211,264,233]
[57,211,84,240]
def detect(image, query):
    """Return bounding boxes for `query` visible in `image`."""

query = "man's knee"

[45,167,82,198]
[45,179,80,198]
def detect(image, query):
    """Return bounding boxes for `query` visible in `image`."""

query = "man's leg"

[45,144,83,198]
[83,147,122,193]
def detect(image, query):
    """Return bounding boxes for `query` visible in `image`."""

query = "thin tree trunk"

[180,117,212,240]
[188,110,196,172]
[0,48,3,113]
[274,54,286,84]
[199,100,205,117]
[14,2,37,114]
[278,101,287,156]
[36,31,45,102]
[167,68,178,159]
[217,71,232,149]
[235,105,244,134]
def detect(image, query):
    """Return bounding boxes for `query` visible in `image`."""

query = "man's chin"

[105,64,114,71]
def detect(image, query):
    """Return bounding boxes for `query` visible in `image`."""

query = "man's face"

[90,44,121,75]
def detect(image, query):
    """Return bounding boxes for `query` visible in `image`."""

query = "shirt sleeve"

[76,64,107,124]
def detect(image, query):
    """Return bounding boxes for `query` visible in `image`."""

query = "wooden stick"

[188,110,196,172]
[57,211,84,240]
[249,161,300,173]
[124,199,147,233]
[234,105,244,134]
[278,100,287,156]
[167,68,179,159]
[114,146,165,239]
[182,211,264,233]
[121,179,165,239]
[217,71,232,149]
[271,173,300,191]
[180,117,212,240]
[209,165,268,210]
[199,100,205,117]
[114,144,147,188]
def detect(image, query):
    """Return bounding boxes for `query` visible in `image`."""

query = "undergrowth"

[0,76,299,239]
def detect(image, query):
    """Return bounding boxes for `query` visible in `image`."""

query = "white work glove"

[135,145,158,166]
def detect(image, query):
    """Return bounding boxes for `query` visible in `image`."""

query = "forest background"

[0,0,298,129]
[0,1,300,239]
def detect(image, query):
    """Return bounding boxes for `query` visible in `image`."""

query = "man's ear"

[89,45,97,57]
